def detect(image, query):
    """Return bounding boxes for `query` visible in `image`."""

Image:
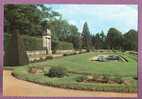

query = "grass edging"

[12,66,137,93]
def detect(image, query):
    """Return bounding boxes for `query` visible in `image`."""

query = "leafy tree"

[71,34,82,50]
[91,31,107,49]
[67,25,82,49]
[82,22,92,51]
[106,28,123,50]
[5,4,137,53]
[47,19,69,41]
[92,33,101,49]
[123,29,138,51]
[5,5,41,36]
[100,31,107,49]
[4,4,60,36]
[47,19,81,50]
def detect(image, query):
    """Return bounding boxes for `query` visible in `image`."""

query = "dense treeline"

[4,4,138,52]
[91,28,138,51]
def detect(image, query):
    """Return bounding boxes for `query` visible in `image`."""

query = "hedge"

[58,41,74,50]
[4,33,43,51]
[5,34,74,51]
[4,32,29,66]
[4,33,10,51]
[22,35,43,51]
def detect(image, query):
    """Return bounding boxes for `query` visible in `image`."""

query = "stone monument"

[42,29,52,55]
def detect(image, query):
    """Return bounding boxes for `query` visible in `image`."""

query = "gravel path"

[3,70,137,97]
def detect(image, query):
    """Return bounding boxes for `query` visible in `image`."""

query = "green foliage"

[4,4,60,36]
[76,75,88,82]
[51,33,59,53]
[123,29,138,51]
[5,5,41,36]
[48,19,81,50]
[4,33,10,51]
[48,19,76,40]
[126,51,137,61]
[4,5,81,51]
[109,76,123,84]
[46,67,67,78]
[82,22,92,51]
[22,35,43,50]
[92,33,101,49]
[12,51,137,92]
[72,35,82,50]
[42,51,137,77]
[12,66,137,92]
[91,28,137,51]
[4,33,43,51]
[4,5,137,52]
[4,31,29,66]
[106,28,123,50]
[67,25,82,49]
[92,31,108,49]
[63,52,77,56]
[58,41,74,50]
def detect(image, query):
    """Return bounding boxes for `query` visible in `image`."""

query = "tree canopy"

[4,4,60,36]
[123,29,138,51]
[4,4,138,51]
[106,28,123,50]
[82,22,92,51]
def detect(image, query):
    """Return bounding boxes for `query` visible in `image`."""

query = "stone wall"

[56,49,87,54]
[56,50,75,54]
[26,50,47,62]
[26,49,87,62]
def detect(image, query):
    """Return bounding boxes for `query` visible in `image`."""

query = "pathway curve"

[3,70,137,97]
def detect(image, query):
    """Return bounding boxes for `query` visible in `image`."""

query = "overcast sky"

[45,4,138,35]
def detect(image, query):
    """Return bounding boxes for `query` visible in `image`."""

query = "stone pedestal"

[42,29,52,55]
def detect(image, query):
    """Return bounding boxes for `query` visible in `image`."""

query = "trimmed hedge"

[22,35,43,51]
[5,34,74,51]
[4,33,10,51]
[58,41,74,50]
[4,33,43,51]
[4,32,29,66]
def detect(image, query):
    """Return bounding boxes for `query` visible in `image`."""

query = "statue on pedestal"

[42,29,52,55]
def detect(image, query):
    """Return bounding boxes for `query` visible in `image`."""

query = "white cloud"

[46,4,138,34]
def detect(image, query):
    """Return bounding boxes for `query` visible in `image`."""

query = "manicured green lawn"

[29,51,137,77]
[12,51,137,92]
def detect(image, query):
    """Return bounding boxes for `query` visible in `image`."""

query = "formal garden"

[11,50,137,93]
[4,4,138,94]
